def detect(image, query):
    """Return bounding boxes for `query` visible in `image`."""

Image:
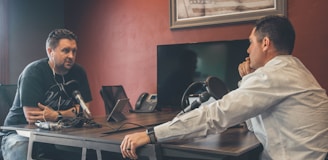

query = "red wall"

[65,0,328,116]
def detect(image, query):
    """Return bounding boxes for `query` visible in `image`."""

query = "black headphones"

[180,76,229,110]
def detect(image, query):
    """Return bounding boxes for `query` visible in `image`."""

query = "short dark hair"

[46,29,78,50]
[254,15,295,55]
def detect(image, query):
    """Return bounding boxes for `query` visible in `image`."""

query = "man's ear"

[262,37,270,51]
[47,48,54,58]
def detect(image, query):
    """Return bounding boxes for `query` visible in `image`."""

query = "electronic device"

[106,98,129,122]
[157,39,249,110]
[35,121,62,130]
[72,90,92,119]
[100,85,132,116]
[179,76,229,114]
[180,76,229,108]
[130,92,157,113]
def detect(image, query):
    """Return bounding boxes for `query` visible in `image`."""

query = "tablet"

[106,98,129,122]
[100,85,132,115]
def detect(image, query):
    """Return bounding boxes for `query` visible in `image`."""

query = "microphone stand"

[72,107,101,128]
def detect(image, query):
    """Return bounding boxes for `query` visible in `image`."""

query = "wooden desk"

[1,111,177,160]
[1,111,261,160]
[161,127,261,160]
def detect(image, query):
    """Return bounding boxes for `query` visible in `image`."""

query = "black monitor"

[157,39,249,109]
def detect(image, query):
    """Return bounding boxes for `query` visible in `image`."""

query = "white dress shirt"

[155,55,328,160]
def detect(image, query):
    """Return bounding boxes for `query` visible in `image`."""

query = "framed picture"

[170,0,287,29]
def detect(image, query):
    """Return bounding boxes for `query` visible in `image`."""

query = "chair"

[0,84,17,160]
[0,84,16,127]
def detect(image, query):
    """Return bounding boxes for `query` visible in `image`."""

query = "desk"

[1,111,261,160]
[161,127,261,160]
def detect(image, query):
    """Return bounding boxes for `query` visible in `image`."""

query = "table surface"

[1,111,261,159]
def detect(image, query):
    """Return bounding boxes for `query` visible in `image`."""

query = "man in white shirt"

[120,15,328,160]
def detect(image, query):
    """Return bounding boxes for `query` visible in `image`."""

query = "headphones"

[180,76,229,109]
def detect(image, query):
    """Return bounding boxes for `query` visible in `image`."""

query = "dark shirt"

[4,58,92,126]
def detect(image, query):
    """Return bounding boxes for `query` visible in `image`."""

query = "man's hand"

[23,103,58,124]
[23,106,43,124]
[238,57,255,77]
[120,131,151,159]
[38,103,58,121]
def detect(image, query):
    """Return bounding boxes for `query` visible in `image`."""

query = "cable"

[101,122,148,136]
[114,122,146,132]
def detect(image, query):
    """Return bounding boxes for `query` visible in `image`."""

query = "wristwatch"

[146,127,157,144]
[57,111,63,121]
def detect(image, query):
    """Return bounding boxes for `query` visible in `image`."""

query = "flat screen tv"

[157,39,249,109]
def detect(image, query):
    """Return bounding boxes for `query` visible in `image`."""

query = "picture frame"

[170,0,287,29]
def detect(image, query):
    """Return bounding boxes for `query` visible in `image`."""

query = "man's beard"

[57,61,74,73]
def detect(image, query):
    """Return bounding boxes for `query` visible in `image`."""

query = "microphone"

[182,91,211,113]
[72,90,92,119]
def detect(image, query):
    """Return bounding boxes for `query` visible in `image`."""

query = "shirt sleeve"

[19,66,45,107]
[154,69,285,142]
[245,119,254,132]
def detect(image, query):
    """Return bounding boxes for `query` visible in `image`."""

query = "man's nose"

[67,51,75,58]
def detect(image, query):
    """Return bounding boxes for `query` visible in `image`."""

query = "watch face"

[147,128,154,134]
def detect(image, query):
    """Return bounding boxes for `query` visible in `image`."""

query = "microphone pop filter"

[205,76,229,100]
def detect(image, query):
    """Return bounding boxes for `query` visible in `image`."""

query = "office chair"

[0,84,17,160]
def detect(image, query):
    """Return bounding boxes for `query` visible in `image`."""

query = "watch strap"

[146,127,157,144]
[57,111,63,121]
